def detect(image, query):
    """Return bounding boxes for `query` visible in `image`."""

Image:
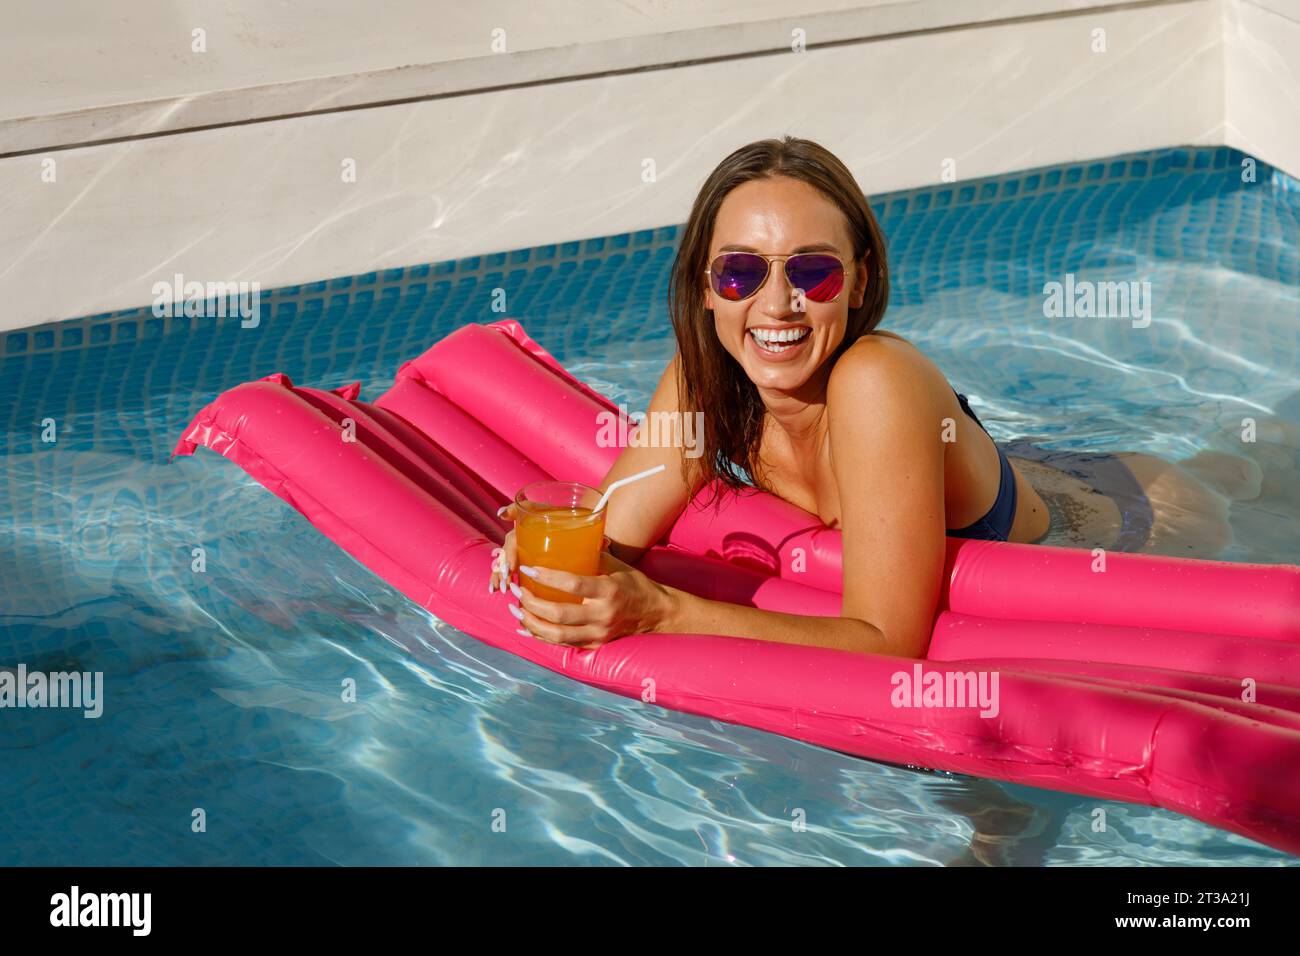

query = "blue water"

[2,146,1298,865]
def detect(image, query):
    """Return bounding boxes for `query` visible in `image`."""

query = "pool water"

[1,146,1297,865]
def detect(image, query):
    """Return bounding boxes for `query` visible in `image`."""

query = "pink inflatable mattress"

[174,319,1300,854]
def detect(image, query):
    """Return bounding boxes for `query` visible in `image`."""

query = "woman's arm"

[599,351,702,565]
[824,341,949,657]
[654,586,888,654]
[513,550,888,653]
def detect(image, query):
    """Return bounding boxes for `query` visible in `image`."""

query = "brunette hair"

[668,136,890,511]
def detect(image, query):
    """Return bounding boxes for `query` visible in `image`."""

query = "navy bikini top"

[947,391,1018,541]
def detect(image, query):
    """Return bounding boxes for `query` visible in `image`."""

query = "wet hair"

[668,135,890,511]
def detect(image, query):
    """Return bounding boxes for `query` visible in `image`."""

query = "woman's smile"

[746,324,813,362]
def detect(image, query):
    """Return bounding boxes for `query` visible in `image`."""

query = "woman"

[489,136,1253,657]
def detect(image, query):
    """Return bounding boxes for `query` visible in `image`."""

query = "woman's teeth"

[749,328,810,352]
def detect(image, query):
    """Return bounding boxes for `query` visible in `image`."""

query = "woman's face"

[705,176,869,394]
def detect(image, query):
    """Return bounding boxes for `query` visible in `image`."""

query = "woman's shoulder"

[833,330,946,395]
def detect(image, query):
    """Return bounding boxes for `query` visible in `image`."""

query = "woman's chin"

[741,331,816,382]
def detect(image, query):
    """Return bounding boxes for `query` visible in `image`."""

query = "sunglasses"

[705,251,859,304]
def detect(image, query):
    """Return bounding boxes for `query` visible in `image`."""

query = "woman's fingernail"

[487,578,494,593]
[508,581,522,598]
[519,565,539,578]
[515,628,531,638]
[496,505,508,518]
[507,603,524,621]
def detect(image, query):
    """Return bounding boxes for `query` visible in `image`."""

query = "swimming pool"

[1,145,1297,865]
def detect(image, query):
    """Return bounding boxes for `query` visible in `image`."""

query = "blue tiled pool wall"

[1,145,1296,463]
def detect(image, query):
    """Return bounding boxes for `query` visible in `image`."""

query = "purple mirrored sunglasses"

[706,250,860,303]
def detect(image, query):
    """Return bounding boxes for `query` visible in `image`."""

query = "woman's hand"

[509,549,673,650]
[488,502,520,594]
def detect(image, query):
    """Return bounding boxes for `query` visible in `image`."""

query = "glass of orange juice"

[513,481,609,604]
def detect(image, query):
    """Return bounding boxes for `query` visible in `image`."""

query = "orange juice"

[515,503,607,604]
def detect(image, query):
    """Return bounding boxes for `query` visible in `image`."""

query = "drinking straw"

[593,464,665,513]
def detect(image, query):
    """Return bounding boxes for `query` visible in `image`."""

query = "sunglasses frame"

[704,249,866,304]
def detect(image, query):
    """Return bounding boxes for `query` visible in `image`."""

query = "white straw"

[593,463,665,513]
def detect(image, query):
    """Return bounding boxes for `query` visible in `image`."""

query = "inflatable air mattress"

[173,320,1300,854]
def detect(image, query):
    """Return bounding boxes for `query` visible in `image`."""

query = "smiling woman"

[675,138,890,508]
[494,139,994,655]
[484,136,1251,657]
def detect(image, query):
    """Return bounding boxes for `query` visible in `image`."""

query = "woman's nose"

[754,261,797,315]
